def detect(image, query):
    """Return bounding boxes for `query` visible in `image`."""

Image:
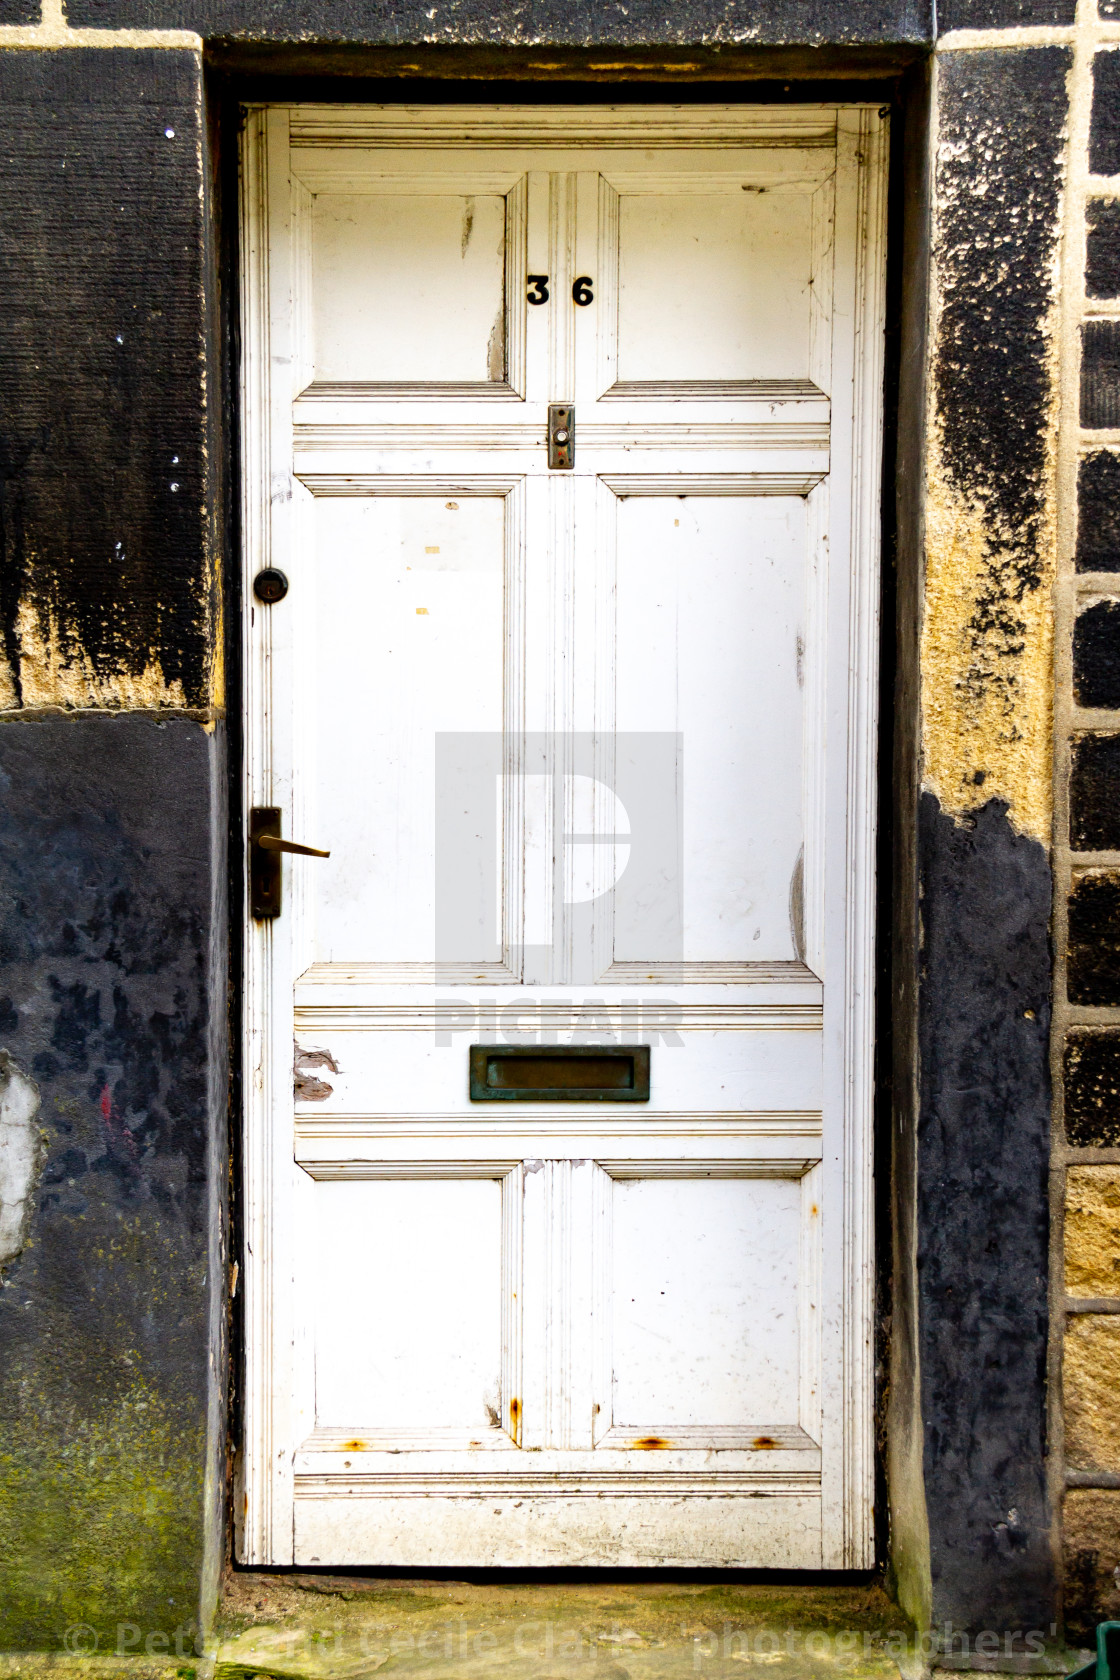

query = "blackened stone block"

[939,0,1072,24]
[0,49,212,709]
[1065,1030,1120,1147]
[0,715,225,1648]
[63,0,933,41]
[1071,734,1120,851]
[918,794,1053,1629]
[1093,51,1120,177]
[1088,201,1120,299]
[1077,453,1120,572]
[1068,872,1120,1006]
[1074,600,1120,710]
[932,48,1068,602]
[0,0,39,20]
[1082,321,1120,430]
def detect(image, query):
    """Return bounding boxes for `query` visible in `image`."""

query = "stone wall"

[1054,4,1120,1639]
[909,33,1066,1632]
[0,0,1115,1653]
[0,44,227,1651]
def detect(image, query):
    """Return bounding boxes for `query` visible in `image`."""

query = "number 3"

[527,274,549,305]
[572,276,594,306]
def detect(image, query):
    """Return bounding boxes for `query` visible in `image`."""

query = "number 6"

[572,276,594,306]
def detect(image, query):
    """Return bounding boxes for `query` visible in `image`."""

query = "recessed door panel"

[608,1174,803,1430]
[311,191,509,384]
[311,1178,505,1432]
[614,494,807,969]
[615,191,815,385]
[310,494,508,966]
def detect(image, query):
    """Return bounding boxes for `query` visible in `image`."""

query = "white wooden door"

[239,102,886,1569]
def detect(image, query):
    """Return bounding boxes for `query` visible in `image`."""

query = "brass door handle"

[249,806,330,918]
[256,834,331,859]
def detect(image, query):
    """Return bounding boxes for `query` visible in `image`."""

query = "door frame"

[232,93,890,1570]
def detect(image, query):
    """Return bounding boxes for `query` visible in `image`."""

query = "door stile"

[524,171,551,405]
[521,1158,600,1453]
[503,176,530,398]
[500,478,530,987]
[817,106,889,1569]
[239,103,300,1564]
[501,1162,525,1445]
[588,475,622,989]
[798,1162,825,1451]
[595,176,621,399]
[802,480,831,976]
[548,171,578,406]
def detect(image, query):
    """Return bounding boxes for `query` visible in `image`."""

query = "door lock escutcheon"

[548,404,574,470]
[249,806,330,920]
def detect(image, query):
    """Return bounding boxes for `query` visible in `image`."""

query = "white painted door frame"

[237,100,887,1569]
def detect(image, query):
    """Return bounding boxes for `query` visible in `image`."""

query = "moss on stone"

[0,1372,206,1650]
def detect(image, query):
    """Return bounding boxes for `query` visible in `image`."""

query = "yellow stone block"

[1065,1167,1120,1297]
[1065,1315,1120,1472]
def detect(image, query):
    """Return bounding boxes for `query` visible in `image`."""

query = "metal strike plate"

[548,404,574,470]
[469,1044,650,1101]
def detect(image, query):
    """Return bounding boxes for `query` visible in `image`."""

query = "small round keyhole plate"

[253,568,289,604]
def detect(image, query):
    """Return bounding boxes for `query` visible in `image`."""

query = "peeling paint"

[0,1051,41,1271]
[294,1044,337,1102]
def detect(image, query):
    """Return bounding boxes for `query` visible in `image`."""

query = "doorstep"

[209,1575,1084,1680]
[0,1579,1088,1680]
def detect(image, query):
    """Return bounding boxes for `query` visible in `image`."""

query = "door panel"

[615,191,815,383]
[311,191,510,383]
[311,493,508,965]
[311,1178,506,1433]
[241,102,886,1570]
[614,494,805,966]
[607,1173,806,1430]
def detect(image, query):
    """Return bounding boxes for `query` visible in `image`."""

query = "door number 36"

[527,275,594,306]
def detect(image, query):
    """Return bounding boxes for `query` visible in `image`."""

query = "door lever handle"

[249,806,330,919]
[257,834,331,859]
